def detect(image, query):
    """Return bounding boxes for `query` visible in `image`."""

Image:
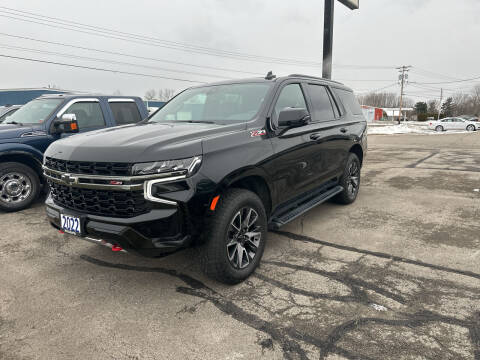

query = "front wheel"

[435,125,444,132]
[200,188,267,284]
[466,125,475,132]
[333,153,361,205]
[0,162,40,212]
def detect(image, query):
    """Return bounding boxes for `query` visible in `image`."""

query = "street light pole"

[322,0,335,79]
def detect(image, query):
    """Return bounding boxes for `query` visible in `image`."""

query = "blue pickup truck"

[0,94,148,212]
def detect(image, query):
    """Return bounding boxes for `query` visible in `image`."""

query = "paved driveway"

[1,132,479,359]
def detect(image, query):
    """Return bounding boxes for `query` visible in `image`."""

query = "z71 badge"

[250,129,266,137]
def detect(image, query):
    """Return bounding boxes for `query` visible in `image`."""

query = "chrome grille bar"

[43,165,186,191]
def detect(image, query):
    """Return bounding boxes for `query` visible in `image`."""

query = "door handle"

[340,128,348,133]
[310,133,321,141]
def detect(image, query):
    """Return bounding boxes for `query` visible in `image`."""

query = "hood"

[0,124,35,141]
[45,122,241,162]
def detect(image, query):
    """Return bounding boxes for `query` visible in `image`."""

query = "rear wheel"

[0,162,40,212]
[466,125,475,132]
[201,188,267,284]
[435,125,444,132]
[333,153,361,205]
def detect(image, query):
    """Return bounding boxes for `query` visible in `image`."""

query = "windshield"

[149,83,272,124]
[4,98,63,125]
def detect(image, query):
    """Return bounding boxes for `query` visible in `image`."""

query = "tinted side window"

[328,90,341,118]
[109,102,142,125]
[306,84,335,122]
[274,84,307,115]
[335,88,363,115]
[65,102,105,129]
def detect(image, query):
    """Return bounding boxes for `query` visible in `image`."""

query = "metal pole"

[437,88,443,120]
[398,68,405,124]
[322,0,334,79]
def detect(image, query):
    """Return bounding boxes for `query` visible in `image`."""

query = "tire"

[0,162,40,212]
[435,125,444,132]
[333,153,361,205]
[466,125,475,132]
[200,188,267,284]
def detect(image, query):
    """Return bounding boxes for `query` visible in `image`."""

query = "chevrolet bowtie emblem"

[61,173,77,185]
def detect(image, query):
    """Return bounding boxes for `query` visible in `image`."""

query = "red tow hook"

[59,230,65,234]
[111,245,123,252]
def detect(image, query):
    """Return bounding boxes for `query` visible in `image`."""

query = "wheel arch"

[349,144,364,166]
[216,168,273,217]
[0,150,44,183]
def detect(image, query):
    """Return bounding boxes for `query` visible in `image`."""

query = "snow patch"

[368,123,474,135]
[370,303,388,312]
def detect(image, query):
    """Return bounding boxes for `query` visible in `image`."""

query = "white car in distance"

[428,117,479,132]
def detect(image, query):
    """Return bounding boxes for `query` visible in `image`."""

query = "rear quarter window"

[334,88,363,115]
[109,102,142,125]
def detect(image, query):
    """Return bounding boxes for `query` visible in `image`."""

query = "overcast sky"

[0,0,479,101]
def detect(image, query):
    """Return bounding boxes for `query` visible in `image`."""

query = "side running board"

[268,185,343,230]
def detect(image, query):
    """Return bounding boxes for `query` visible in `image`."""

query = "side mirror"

[53,114,79,134]
[278,108,310,128]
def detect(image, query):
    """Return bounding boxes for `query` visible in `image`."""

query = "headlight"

[132,156,202,176]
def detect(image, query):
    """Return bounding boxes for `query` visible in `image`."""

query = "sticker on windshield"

[250,129,266,137]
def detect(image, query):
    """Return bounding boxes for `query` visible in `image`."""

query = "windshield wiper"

[5,121,23,126]
[177,120,216,124]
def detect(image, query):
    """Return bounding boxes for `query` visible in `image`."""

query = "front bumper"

[46,195,192,257]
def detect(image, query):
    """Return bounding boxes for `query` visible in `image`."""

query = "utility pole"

[397,65,411,123]
[437,88,443,120]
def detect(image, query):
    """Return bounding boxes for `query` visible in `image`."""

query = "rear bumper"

[45,196,192,257]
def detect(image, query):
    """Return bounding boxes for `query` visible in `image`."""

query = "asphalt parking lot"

[1,132,479,360]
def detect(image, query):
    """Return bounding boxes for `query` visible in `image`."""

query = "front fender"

[217,166,272,191]
[0,143,44,164]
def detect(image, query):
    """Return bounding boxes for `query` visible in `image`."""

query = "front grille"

[49,181,149,218]
[45,157,131,176]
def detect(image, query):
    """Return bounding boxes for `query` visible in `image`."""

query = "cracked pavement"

[1,132,479,359]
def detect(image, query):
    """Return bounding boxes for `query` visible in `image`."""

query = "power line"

[409,82,473,93]
[356,83,398,94]
[0,32,262,76]
[0,43,235,80]
[0,6,396,70]
[404,92,442,98]
[1,6,305,64]
[411,75,480,85]
[0,42,406,86]
[0,8,325,67]
[409,67,461,81]
[0,40,398,85]
[0,53,207,84]
[330,64,395,70]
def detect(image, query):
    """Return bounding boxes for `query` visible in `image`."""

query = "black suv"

[44,74,367,284]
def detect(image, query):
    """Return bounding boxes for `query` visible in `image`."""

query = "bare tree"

[452,92,470,116]
[471,84,480,115]
[449,85,480,116]
[357,92,413,108]
[144,89,157,100]
[158,88,176,101]
[112,89,122,96]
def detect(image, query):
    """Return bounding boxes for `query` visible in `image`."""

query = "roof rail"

[288,74,343,84]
